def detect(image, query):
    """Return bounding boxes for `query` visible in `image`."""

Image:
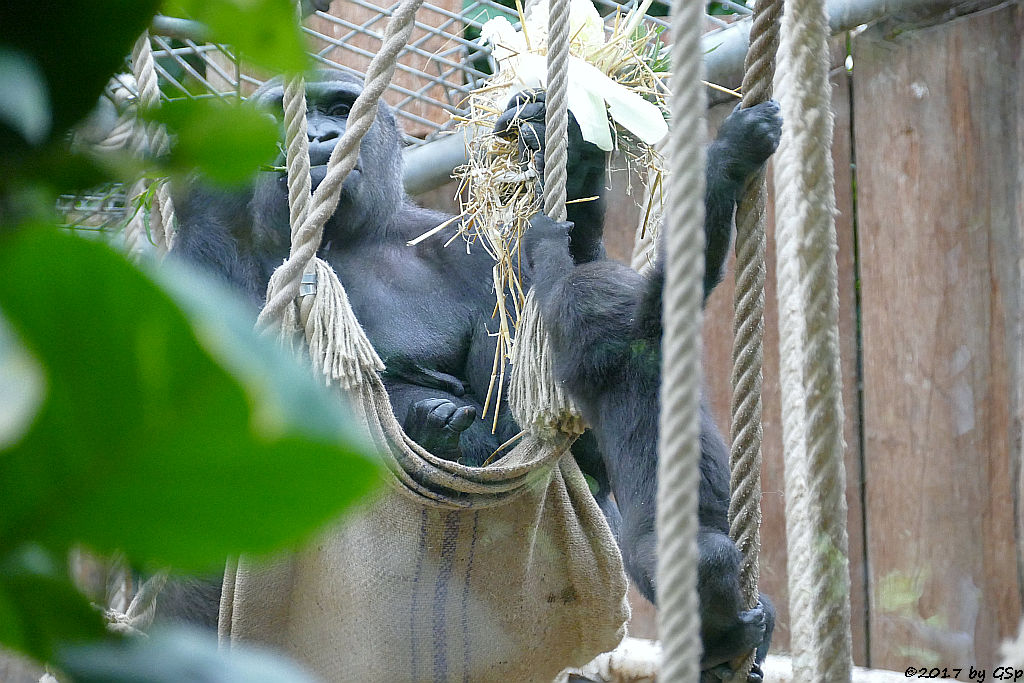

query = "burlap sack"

[219,376,630,682]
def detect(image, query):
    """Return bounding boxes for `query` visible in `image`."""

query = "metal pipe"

[151,15,211,42]
[402,0,965,194]
[402,130,470,196]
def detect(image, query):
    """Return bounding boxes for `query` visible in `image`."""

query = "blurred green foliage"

[143,100,280,185]
[0,0,380,676]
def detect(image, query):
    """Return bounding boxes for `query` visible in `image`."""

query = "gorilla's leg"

[573,430,623,543]
[153,576,222,630]
[696,530,768,671]
[382,376,503,466]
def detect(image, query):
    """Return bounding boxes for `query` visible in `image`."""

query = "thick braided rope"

[774,0,852,675]
[727,1,782,679]
[507,0,583,435]
[726,5,782,679]
[283,72,313,236]
[542,0,569,223]
[81,75,149,259]
[280,68,322,333]
[115,82,154,261]
[95,117,135,152]
[131,32,176,252]
[123,176,151,262]
[104,570,168,636]
[657,0,706,677]
[256,0,425,334]
[107,80,151,260]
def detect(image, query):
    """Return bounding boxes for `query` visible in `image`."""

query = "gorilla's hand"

[494,89,547,174]
[714,99,783,184]
[404,398,477,462]
[493,90,606,200]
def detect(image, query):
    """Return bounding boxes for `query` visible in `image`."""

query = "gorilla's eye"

[327,102,352,117]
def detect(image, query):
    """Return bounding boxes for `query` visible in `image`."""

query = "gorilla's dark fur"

[170,70,780,681]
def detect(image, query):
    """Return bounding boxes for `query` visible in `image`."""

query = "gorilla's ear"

[301,0,332,16]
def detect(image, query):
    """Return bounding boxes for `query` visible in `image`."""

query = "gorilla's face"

[249,69,404,240]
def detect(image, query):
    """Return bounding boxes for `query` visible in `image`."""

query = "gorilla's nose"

[308,139,335,166]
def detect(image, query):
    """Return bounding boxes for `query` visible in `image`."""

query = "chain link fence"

[61,0,752,232]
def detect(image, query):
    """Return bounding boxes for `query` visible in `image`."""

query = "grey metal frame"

[67,0,924,226]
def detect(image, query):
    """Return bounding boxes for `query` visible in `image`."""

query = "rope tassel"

[503,0,584,442]
[302,260,385,389]
[508,291,585,439]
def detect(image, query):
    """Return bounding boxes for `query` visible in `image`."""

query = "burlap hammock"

[215,0,630,680]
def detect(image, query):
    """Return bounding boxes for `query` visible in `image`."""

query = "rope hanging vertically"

[773,0,853,674]
[283,72,313,238]
[131,32,176,253]
[727,0,782,679]
[256,0,425,344]
[657,0,707,678]
[92,75,149,261]
[542,0,569,224]
[507,0,583,437]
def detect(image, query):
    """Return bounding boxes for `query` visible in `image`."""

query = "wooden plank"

[1013,0,1024,624]
[853,3,1022,669]
[831,62,871,667]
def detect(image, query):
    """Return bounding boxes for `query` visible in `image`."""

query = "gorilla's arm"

[172,184,286,306]
[634,100,784,346]
[703,100,783,298]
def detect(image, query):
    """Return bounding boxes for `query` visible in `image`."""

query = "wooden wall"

[851,1,1023,669]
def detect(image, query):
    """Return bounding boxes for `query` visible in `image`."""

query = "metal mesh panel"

[62,0,750,230]
[141,0,750,142]
[57,184,129,233]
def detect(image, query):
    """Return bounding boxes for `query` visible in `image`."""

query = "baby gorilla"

[521,102,782,682]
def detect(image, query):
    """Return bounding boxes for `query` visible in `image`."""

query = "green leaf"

[146,99,281,185]
[0,228,381,571]
[165,0,309,74]
[8,145,115,200]
[0,547,107,664]
[0,1,161,144]
[60,625,318,683]
[0,313,46,450]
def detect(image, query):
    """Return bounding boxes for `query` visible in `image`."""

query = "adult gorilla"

[174,70,542,465]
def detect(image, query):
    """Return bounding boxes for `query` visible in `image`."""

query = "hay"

[414,0,685,421]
